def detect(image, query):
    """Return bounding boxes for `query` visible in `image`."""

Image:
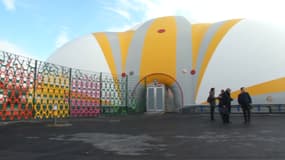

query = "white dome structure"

[48,16,285,107]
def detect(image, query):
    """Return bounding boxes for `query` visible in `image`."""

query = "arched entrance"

[131,73,184,113]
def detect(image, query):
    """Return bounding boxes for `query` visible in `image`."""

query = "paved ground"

[1,113,285,160]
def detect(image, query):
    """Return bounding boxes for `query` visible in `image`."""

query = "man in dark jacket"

[238,87,252,124]
[224,88,233,123]
[218,88,232,124]
[217,89,226,123]
[207,88,216,121]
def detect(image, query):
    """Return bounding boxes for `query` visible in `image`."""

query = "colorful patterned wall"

[0,51,135,122]
[0,52,35,121]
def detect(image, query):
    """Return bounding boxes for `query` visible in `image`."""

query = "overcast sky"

[0,0,284,60]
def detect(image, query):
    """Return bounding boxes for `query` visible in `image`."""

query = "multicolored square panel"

[70,69,101,117]
[0,51,35,121]
[101,73,127,115]
[34,61,70,119]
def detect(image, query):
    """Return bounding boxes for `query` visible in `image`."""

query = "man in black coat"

[238,87,252,124]
[207,88,216,121]
[218,88,232,124]
[224,88,233,123]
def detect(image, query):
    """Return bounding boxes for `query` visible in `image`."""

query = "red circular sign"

[157,29,166,33]
[121,72,127,77]
[190,69,196,75]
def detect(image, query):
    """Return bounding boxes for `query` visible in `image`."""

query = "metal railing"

[182,104,285,114]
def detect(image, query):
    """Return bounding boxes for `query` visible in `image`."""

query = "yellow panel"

[231,77,285,100]
[140,16,177,85]
[93,33,118,76]
[143,74,176,86]
[191,23,211,69]
[195,19,242,100]
[118,31,135,72]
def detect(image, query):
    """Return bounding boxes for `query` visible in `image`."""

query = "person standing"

[226,88,233,113]
[207,88,216,121]
[238,87,252,124]
[220,88,233,124]
[217,89,227,123]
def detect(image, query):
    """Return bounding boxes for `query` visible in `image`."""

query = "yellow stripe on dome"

[118,31,135,72]
[94,33,124,100]
[139,16,177,85]
[93,33,118,76]
[231,77,285,100]
[191,23,211,69]
[195,19,242,100]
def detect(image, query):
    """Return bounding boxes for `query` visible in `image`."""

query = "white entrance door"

[146,86,165,112]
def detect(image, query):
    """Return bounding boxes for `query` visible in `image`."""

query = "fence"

[0,51,140,121]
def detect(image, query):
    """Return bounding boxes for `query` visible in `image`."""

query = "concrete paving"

[0,113,285,160]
